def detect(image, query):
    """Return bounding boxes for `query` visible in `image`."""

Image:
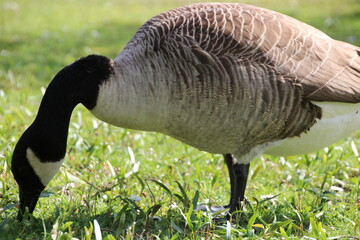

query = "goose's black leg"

[224,154,250,214]
[224,154,235,207]
[196,154,249,217]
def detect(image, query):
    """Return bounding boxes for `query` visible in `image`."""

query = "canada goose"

[12,3,360,221]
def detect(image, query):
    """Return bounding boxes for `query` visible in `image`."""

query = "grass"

[0,0,359,239]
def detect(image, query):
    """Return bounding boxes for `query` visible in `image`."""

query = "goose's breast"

[265,101,360,156]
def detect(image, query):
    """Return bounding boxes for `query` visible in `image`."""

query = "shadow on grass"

[0,200,183,239]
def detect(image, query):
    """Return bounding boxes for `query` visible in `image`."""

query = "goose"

[12,2,360,221]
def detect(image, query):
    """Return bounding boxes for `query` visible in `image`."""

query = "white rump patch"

[265,101,360,156]
[26,148,64,186]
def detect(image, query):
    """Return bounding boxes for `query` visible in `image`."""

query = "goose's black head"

[11,55,114,221]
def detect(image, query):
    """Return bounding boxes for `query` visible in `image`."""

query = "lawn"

[0,0,359,239]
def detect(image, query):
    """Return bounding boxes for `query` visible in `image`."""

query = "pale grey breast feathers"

[123,3,360,102]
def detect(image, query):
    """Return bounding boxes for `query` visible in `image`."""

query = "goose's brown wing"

[126,3,360,102]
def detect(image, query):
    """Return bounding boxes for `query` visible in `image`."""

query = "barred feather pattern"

[99,3,359,158]
[120,3,360,100]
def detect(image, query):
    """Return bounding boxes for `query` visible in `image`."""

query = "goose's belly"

[162,114,246,154]
[265,101,360,156]
[164,128,242,155]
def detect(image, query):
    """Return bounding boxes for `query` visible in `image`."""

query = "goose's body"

[92,3,360,162]
[12,3,360,220]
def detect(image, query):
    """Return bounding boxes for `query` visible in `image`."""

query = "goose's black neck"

[11,55,113,220]
[28,55,114,160]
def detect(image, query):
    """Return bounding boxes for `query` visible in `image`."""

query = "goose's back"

[119,3,360,102]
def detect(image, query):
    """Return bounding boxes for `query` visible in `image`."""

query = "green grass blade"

[175,181,190,208]
[151,179,173,197]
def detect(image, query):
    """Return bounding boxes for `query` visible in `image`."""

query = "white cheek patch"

[26,148,64,186]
